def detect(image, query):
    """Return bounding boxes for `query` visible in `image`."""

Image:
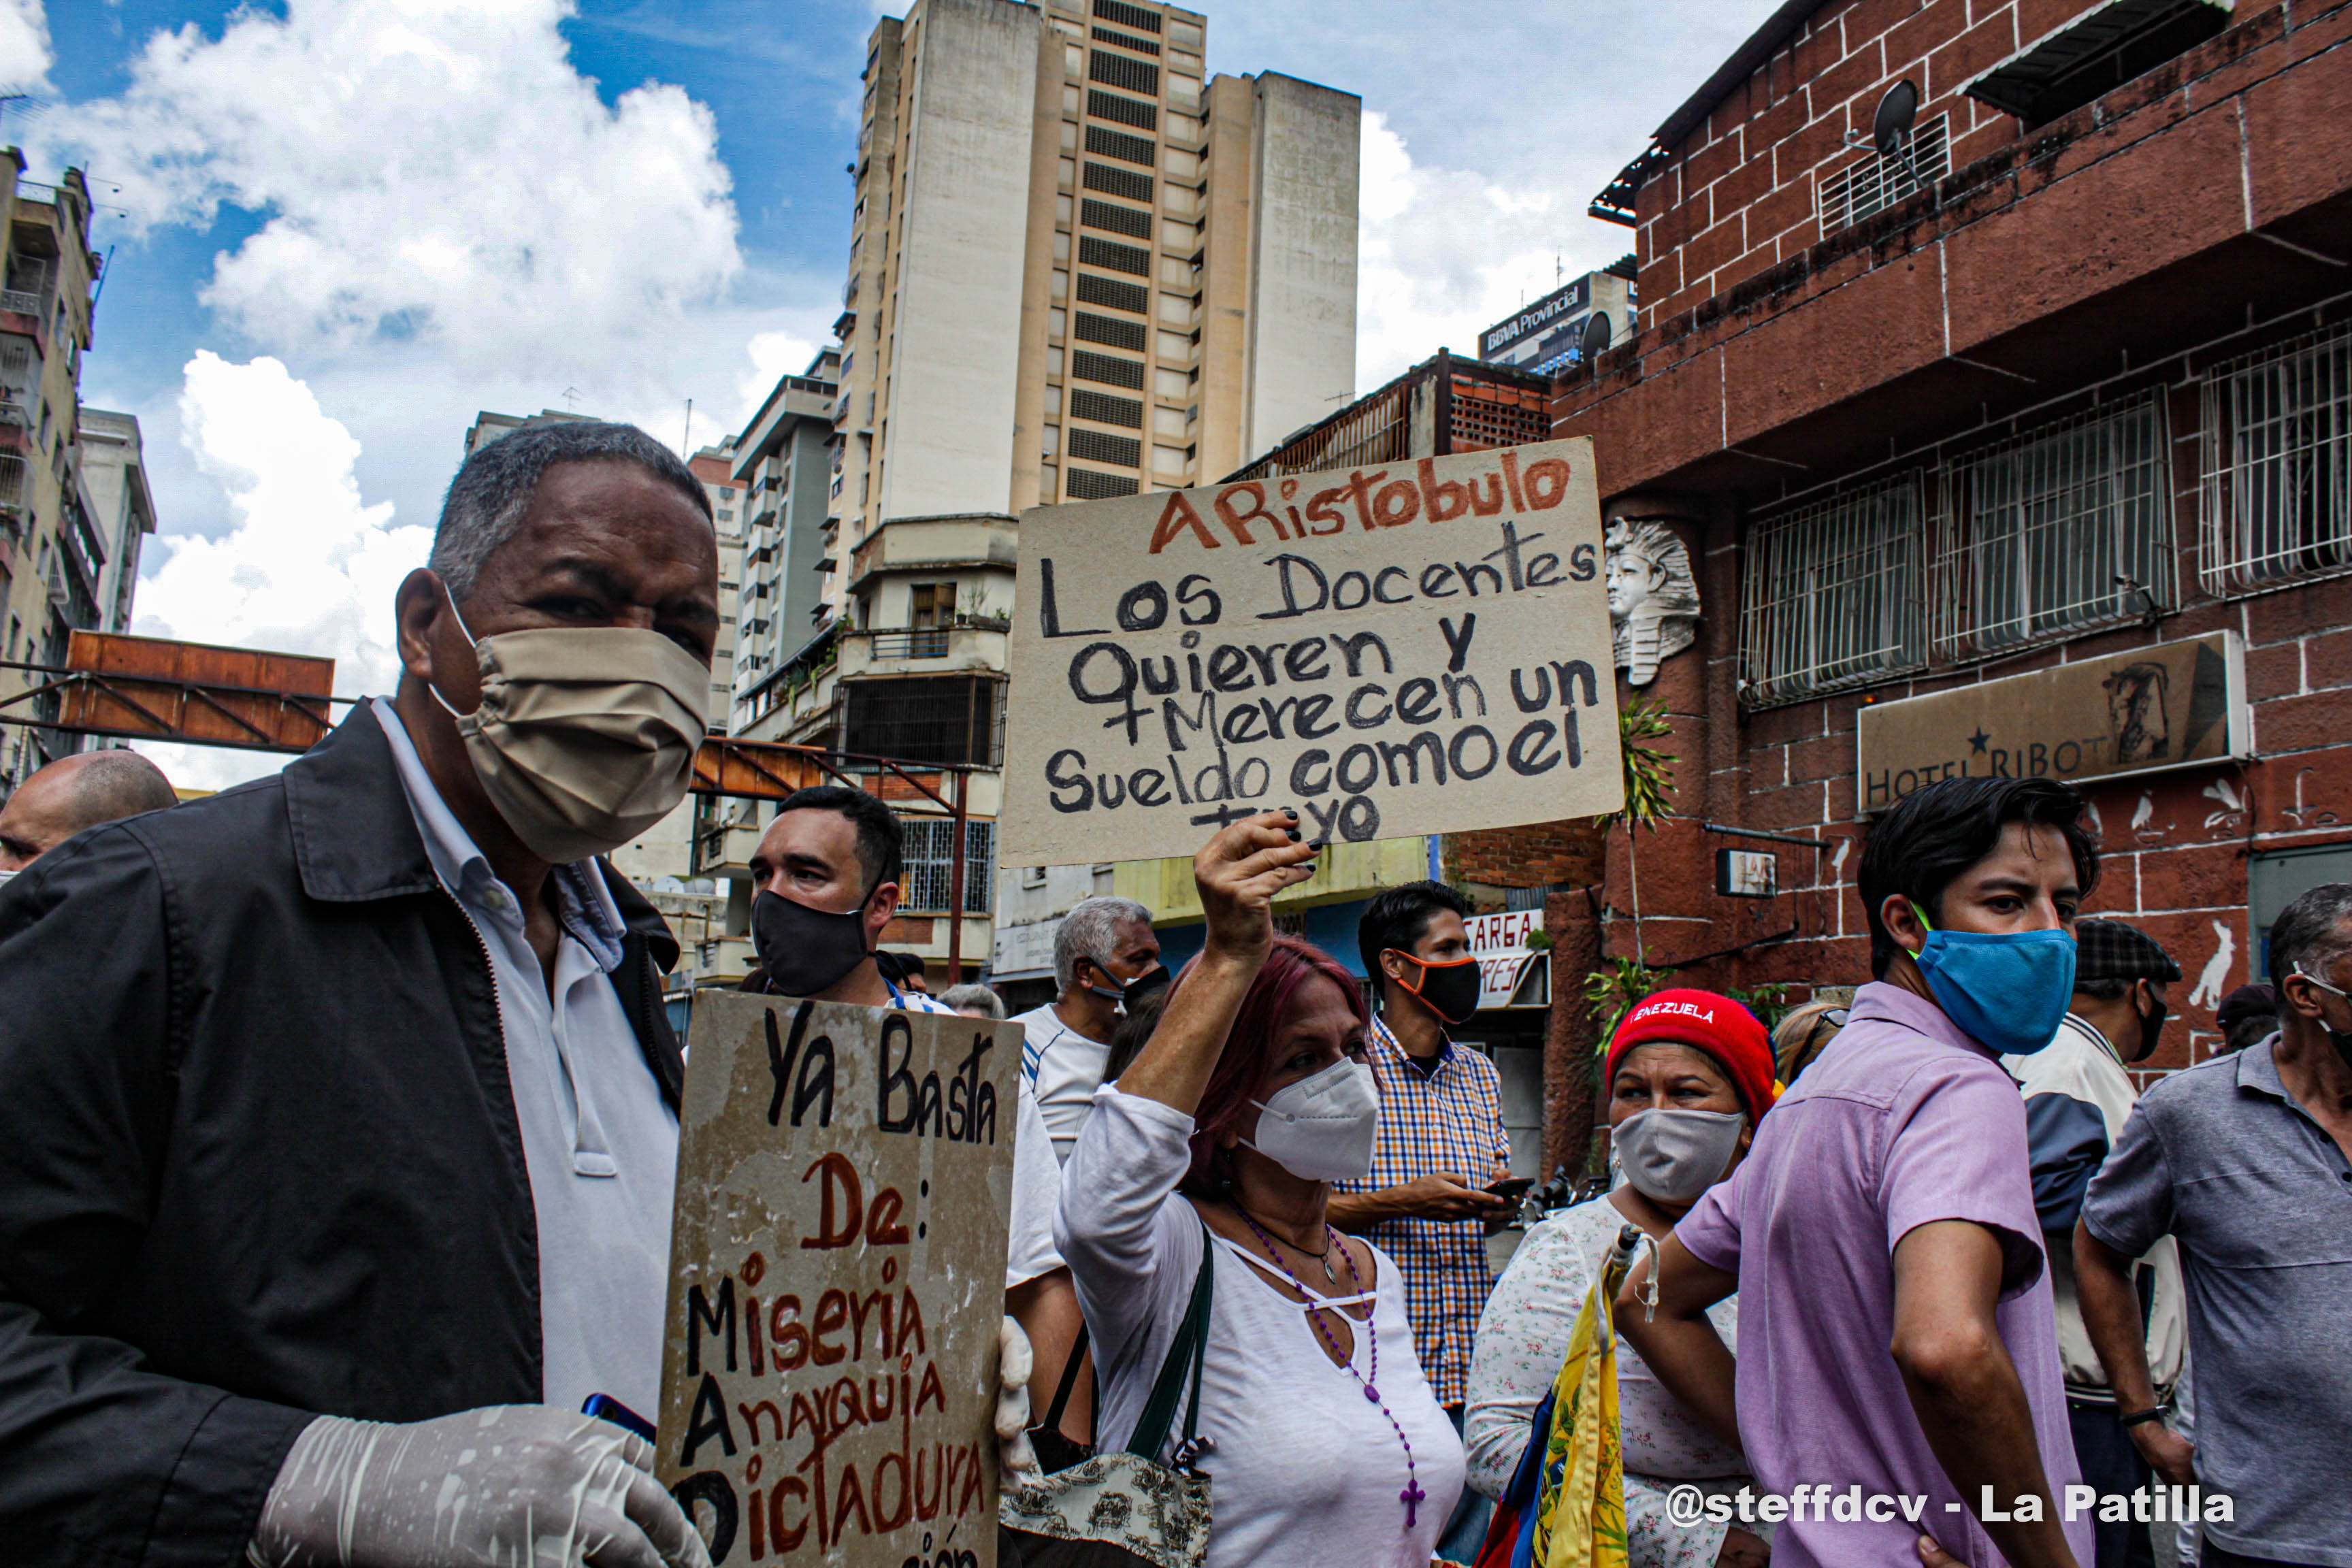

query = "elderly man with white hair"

[1011,894,1169,1164]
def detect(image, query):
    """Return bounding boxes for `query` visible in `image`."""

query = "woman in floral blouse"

[1464,989,1783,1568]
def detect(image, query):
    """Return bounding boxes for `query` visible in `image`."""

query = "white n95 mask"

[1241,1058,1380,1181]
[1612,1107,1745,1205]
[431,588,710,865]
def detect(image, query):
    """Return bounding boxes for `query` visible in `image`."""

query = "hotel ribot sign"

[998,439,1625,866]
[1855,632,2249,815]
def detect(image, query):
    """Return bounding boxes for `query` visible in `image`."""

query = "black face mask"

[1394,953,1484,1027]
[751,887,874,998]
[1085,960,1173,1015]
[2132,990,2169,1064]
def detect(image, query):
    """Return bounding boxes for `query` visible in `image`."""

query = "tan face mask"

[431,587,710,864]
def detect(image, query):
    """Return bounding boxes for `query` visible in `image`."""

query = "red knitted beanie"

[1604,987,1780,1120]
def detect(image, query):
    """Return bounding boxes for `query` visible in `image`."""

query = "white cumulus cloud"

[131,353,430,791]
[0,0,50,88]
[42,0,744,385]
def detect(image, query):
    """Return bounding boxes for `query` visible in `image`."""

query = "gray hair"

[430,421,713,604]
[2271,882,2352,990]
[940,983,1007,1019]
[1056,895,1154,993]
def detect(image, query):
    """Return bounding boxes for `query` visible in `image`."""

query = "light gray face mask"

[1241,1058,1381,1181]
[1612,1107,1746,1205]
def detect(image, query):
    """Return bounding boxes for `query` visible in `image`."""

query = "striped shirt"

[1335,1015,1511,1407]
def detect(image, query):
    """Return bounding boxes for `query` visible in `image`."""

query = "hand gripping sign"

[658,993,1023,1567]
[999,438,1625,866]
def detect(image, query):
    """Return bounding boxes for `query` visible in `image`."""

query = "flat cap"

[2074,918,2182,984]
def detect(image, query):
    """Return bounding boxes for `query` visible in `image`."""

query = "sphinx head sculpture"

[1605,517,1701,687]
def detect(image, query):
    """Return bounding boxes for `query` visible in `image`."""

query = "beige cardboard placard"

[1855,630,2249,815]
[999,438,1625,866]
[657,992,1022,1567]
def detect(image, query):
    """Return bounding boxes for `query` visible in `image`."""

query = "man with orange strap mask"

[1330,879,1515,1563]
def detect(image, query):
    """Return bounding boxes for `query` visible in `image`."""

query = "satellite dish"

[1873,80,1920,160]
[1579,312,1613,365]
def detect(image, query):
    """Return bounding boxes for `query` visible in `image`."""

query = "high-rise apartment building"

[827,0,1360,620]
[74,410,157,636]
[0,164,107,794]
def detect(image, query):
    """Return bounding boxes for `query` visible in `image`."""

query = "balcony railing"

[864,629,952,660]
[0,289,45,318]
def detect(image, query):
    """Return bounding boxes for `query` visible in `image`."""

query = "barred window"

[1069,428,1142,467]
[1071,389,1143,429]
[901,818,995,915]
[1079,235,1152,276]
[1075,311,1147,351]
[1068,468,1140,499]
[1819,115,1951,233]
[1933,395,2174,659]
[1083,161,1154,202]
[1081,197,1153,241]
[2200,323,2352,596]
[1076,272,1148,314]
[1085,125,1156,167]
[1093,0,1161,32]
[1072,348,1145,389]
[1090,26,1160,57]
[840,675,999,766]
[1740,475,1927,707]
[1088,88,1158,129]
[1090,50,1160,95]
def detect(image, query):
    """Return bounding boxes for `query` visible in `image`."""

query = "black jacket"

[0,708,684,1567]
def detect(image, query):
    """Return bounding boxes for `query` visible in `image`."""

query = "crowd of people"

[0,421,2347,1568]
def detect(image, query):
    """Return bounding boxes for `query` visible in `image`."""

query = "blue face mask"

[1907,903,2077,1056]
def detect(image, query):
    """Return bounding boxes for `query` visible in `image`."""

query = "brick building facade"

[1537,0,2352,1166]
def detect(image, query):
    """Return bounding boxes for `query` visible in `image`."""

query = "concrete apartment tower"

[828,0,1360,610]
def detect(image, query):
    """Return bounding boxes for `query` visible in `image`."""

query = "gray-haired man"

[1011,894,1167,1163]
[0,421,715,1566]
[2077,883,2352,1568]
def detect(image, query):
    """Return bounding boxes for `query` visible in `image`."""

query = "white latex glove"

[996,1313,1041,1489]
[246,1405,712,1568]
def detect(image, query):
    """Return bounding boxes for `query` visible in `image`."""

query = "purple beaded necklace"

[1230,1203,1427,1530]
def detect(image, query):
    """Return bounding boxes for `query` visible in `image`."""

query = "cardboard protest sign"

[999,438,1623,866]
[657,992,1022,1567]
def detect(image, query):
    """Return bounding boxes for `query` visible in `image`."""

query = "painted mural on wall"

[1604,517,1700,686]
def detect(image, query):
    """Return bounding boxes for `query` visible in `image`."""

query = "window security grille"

[1818,114,1951,233]
[1740,474,1928,706]
[1932,394,2174,659]
[1072,348,1146,389]
[1071,389,1143,429]
[901,819,995,915]
[1074,311,1147,351]
[1076,272,1148,314]
[1088,88,1158,130]
[1092,26,1160,56]
[1085,125,1156,167]
[1081,197,1153,241]
[1093,0,1161,33]
[843,676,998,767]
[1079,235,1152,276]
[2200,323,2352,597]
[1083,161,1154,203]
[1067,468,1139,499]
[1090,50,1160,96]
[1069,428,1142,467]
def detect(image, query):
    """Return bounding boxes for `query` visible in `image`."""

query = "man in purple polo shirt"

[1622,777,2095,1568]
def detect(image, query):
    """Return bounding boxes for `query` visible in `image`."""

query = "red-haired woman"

[1053,813,1465,1568]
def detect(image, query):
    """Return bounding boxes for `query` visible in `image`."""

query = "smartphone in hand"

[1483,1177,1533,1202]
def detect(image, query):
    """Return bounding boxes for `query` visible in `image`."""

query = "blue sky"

[5,0,1770,783]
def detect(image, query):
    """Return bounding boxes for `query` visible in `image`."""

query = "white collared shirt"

[373,700,677,1418]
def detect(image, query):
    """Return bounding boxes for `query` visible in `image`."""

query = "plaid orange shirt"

[1335,1015,1512,1407]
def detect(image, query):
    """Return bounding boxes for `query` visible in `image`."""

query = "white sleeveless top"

[1055,1086,1465,1568]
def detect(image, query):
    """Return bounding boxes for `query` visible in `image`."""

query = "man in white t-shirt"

[1012,896,1166,1163]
